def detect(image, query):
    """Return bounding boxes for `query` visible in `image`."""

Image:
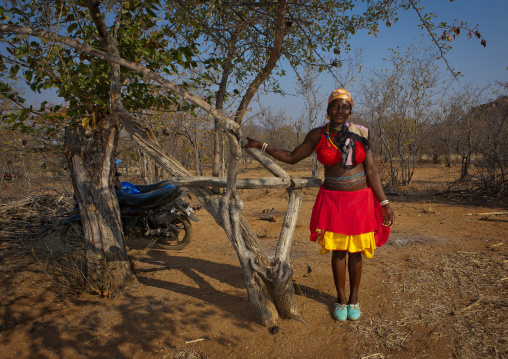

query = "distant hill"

[470,95,508,117]
[242,123,268,137]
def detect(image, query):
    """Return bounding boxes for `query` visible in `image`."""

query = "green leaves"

[39,101,47,112]
[9,64,20,78]
[23,70,32,82]
[68,23,78,33]
[0,5,10,21]
[18,108,31,122]
[0,82,25,105]
[0,0,484,135]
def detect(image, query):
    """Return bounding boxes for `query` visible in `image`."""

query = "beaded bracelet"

[380,200,390,207]
[261,143,268,152]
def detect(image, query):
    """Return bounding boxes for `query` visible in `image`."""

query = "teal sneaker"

[347,303,361,321]
[334,303,348,321]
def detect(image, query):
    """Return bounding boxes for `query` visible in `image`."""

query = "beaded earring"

[326,115,330,119]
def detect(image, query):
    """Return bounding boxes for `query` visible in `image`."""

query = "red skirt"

[309,187,390,247]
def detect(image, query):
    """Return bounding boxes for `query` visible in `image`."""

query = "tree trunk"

[221,135,226,177]
[272,188,303,318]
[462,153,471,178]
[219,129,303,326]
[193,133,202,176]
[65,120,133,294]
[212,118,222,178]
[137,146,153,184]
[445,143,452,167]
[154,161,164,182]
[213,25,244,180]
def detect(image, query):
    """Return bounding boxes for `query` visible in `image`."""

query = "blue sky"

[354,0,507,87]
[259,0,508,119]
[10,0,508,120]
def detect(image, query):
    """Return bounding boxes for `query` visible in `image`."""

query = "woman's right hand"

[244,137,262,150]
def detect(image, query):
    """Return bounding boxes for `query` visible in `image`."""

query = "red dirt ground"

[0,163,507,358]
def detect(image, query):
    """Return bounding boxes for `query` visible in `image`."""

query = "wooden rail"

[170,176,322,189]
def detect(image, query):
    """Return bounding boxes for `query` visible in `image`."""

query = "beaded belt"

[324,171,366,187]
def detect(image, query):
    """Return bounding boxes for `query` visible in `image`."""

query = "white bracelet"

[261,143,268,152]
[380,200,390,207]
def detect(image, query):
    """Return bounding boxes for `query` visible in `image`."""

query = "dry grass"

[0,194,91,294]
[0,194,74,243]
[349,250,507,358]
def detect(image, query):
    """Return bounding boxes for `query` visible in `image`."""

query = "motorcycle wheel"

[156,217,193,250]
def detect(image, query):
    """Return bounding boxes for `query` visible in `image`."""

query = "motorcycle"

[60,164,198,250]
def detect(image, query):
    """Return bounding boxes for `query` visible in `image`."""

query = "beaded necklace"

[323,124,341,153]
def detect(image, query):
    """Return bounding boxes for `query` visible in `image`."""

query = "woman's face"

[328,98,352,126]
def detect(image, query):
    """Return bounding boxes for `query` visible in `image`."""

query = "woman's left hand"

[381,205,395,228]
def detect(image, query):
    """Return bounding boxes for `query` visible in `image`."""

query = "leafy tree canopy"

[0,0,486,125]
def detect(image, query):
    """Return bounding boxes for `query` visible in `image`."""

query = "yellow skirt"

[316,229,376,258]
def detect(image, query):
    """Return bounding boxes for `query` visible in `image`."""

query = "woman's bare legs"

[347,252,362,304]
[332,250,363,304]
[331,250,347,304]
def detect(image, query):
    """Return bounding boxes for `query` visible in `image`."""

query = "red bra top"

[315,128,366,166]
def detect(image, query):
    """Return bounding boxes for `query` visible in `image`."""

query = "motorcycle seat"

[115,186,183,210]
[135,180,173,193]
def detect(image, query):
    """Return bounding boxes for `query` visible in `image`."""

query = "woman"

[244,88,395,321]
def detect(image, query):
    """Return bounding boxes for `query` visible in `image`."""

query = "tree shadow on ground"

[0,245,254,358]
[132,251,253,321]
[293,283,336,319]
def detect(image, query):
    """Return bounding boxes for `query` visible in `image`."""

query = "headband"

[328,88,353,107]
